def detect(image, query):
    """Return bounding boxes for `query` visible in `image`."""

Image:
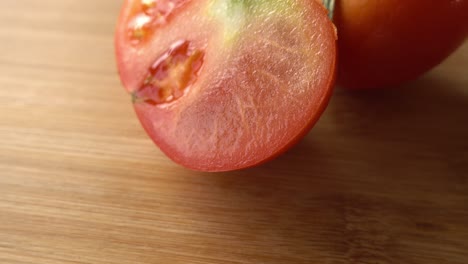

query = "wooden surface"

[1,1,467,263]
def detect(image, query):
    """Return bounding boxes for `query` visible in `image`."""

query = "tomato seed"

[133,40,205,105]
[129,0,190,43]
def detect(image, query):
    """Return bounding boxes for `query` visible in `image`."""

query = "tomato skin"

[335,0,468,89]
[115,0,337,172]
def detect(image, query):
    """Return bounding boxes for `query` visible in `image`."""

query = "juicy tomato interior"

[335,0,468,89]
[115,0,337,171]
[133,40,205,105]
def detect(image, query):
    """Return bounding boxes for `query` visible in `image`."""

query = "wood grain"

[1,0,467,263]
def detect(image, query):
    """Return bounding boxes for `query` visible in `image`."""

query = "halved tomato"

[115,0,337,172]
[335,0,468,89]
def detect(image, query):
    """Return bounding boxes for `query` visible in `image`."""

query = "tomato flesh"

[115,0,337,171]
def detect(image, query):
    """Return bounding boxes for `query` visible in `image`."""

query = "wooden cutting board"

[1,0,467,263]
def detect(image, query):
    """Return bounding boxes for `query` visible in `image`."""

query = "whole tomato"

[334,0,468,89]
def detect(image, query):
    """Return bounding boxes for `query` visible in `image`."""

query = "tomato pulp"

[115,0,337,171]
[335,0,468,89]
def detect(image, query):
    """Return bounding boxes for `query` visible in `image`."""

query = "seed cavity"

[128,0,189,43]
[133,40,205,105]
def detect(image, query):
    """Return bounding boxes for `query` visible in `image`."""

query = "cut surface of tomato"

[115,0,337,171]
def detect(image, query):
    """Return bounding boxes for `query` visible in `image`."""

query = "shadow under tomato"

[191,73,468,263]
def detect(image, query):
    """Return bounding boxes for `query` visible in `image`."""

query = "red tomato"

[115,0,337,171]
[335,0,468,89]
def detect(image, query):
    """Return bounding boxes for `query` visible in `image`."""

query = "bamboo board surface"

[1,0,467,263]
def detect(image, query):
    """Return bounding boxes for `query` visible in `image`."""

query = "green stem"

[322,0,335,19]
